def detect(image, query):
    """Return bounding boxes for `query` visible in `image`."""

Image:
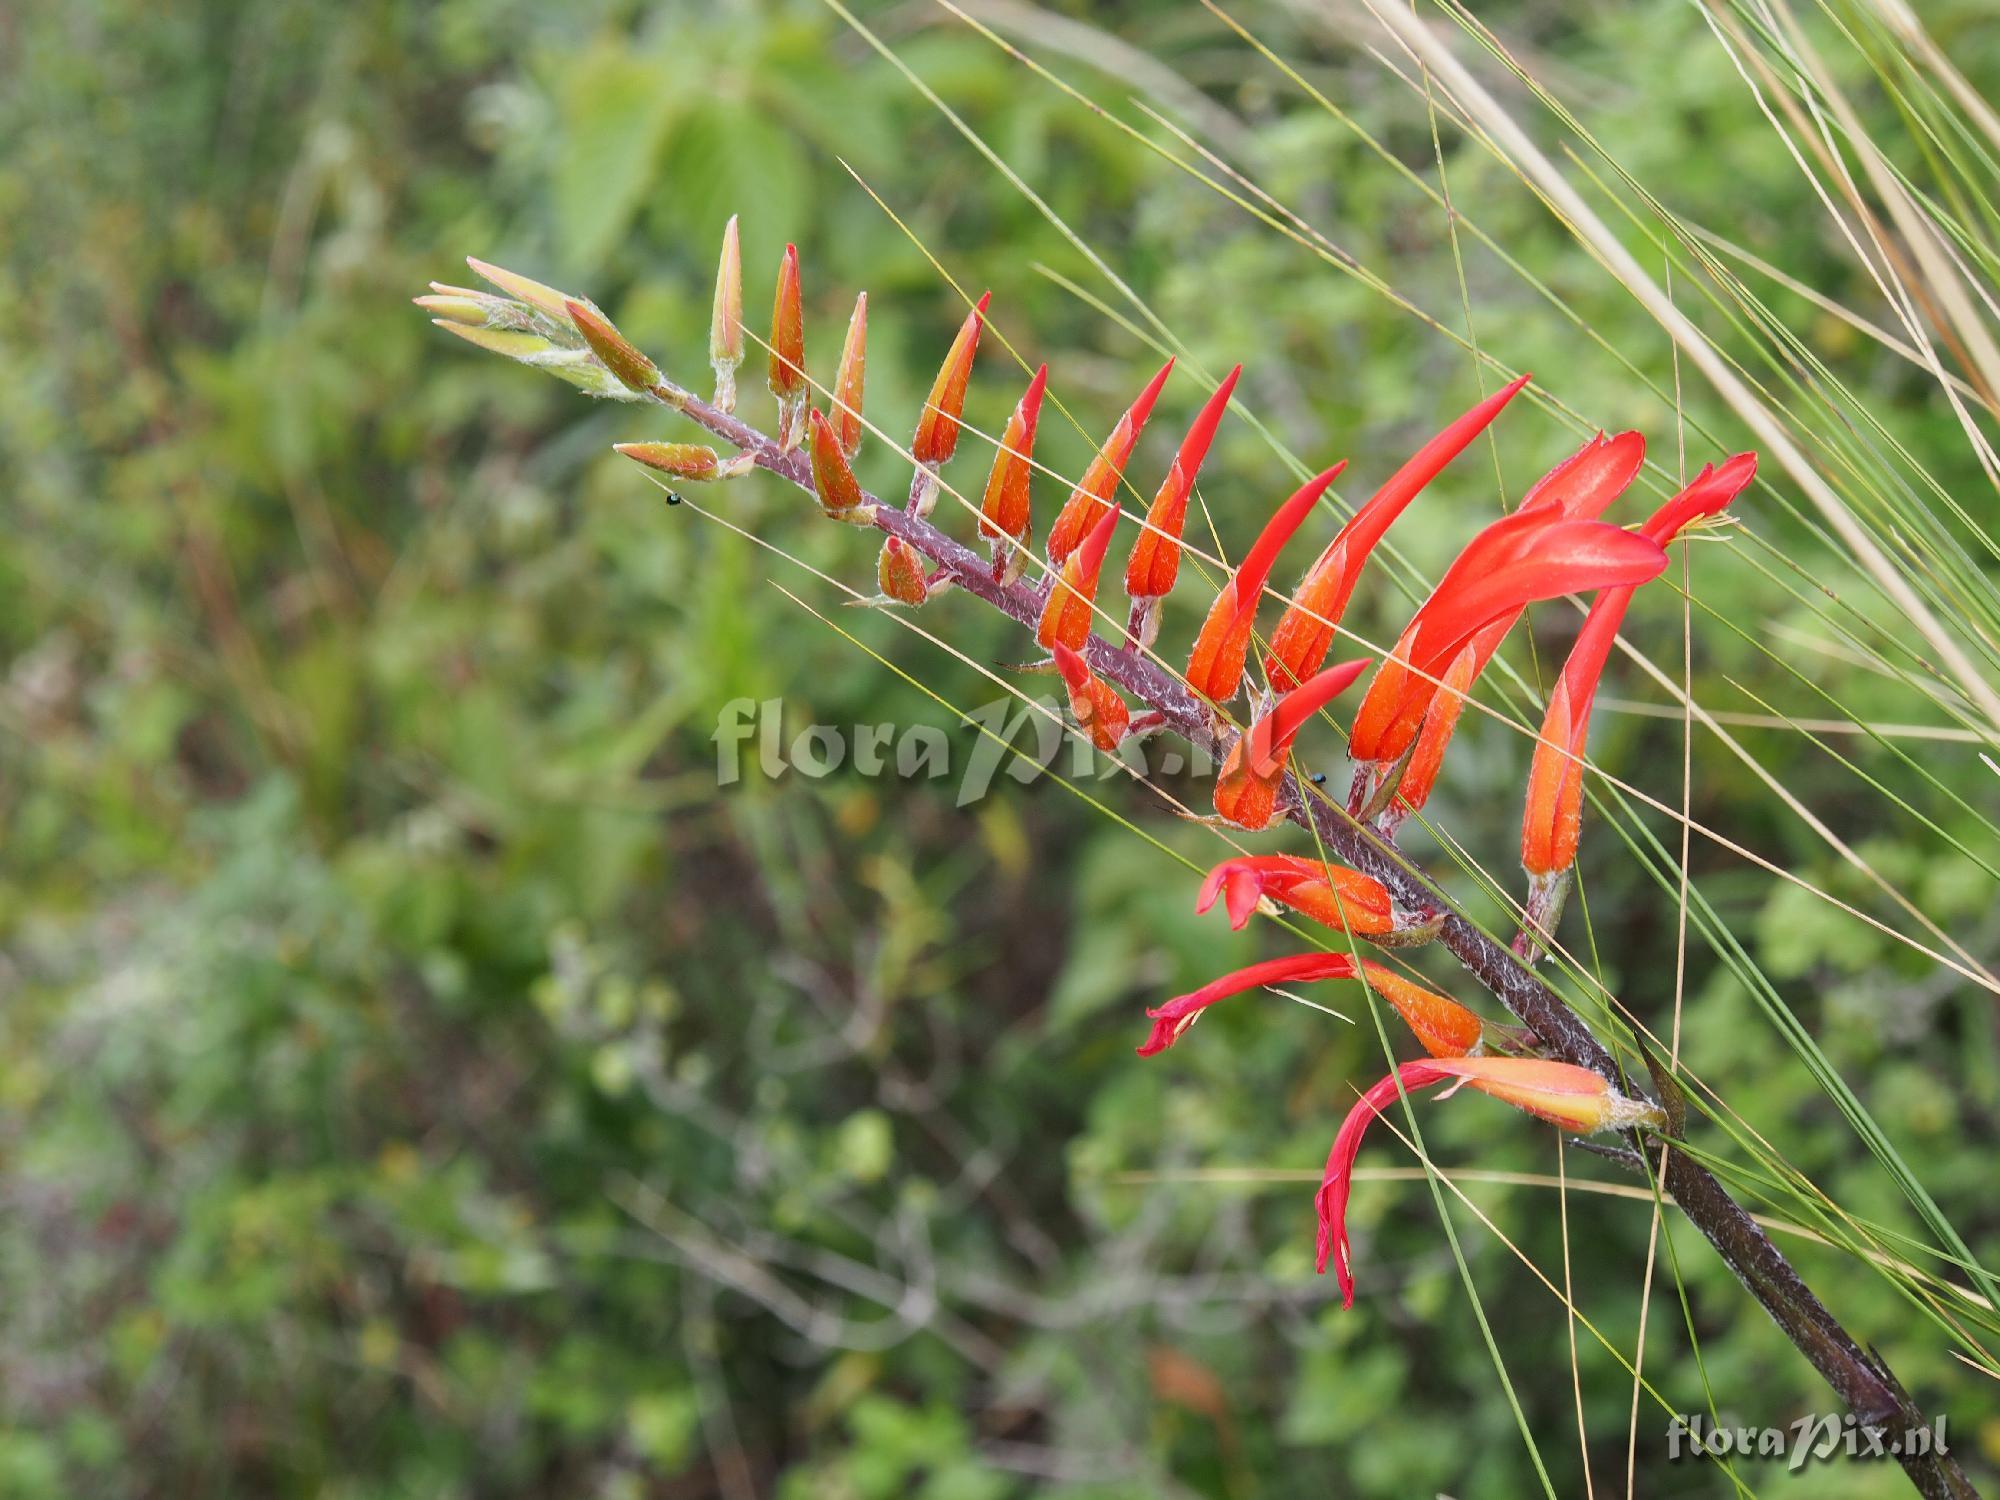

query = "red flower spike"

[1266,375,1531,693]
[768,244,807,451]
[1348,516,1667,766]
[1046,359,1176,565]
[1195,854,1391,937]
[876,536,931,607]
[1052,642,1132,752]
[1124,365,1242,607]
[806,409,875,525]
[911,291,992,471]
[709,215,743,412]
[833,291,868,460]
[1212,657,1370,830]
[1185,463,1348,705]
[1316,1057,1666,1306]
[1355,966,1486,1059]
[1036,504,1120,652]
[979,365,1049,583]
[1137,952,1361,1058]
[1521,453,1756,879]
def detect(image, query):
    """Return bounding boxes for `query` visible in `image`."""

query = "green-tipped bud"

[466,257,577,325]
[432,320,560,361]
[710,215,743,412]
[414,293,490,325]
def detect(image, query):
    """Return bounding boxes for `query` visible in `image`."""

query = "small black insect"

[1309,771,1328,786]
[664,490,684,506]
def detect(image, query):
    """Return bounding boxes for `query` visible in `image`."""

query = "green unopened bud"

[466,257,577,325]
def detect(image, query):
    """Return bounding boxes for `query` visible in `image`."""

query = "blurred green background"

[5,0,1999,1495]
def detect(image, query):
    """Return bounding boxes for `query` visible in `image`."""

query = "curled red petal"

[1138,952,1359,1057]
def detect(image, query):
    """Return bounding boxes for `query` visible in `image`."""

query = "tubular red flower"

[832,291,868,459]
[1036,504,1120,652]
[911,292,991,469]
[1267,375,1531,693]
[1212,657,1370,829]
[1521,453,1756,876]
[1186,463,1347,705]
[1137,952,1360,1057]
[1196,854,1391,936]
[1317,1057,1665,1305]
[1349,432,1647,782]
[1124,366,1242,604]
[1046,359,1175,565]
[768,244,807,450]
[1052,641,1132,752]
[1348,516,1667,766]
[979,365,1048,583]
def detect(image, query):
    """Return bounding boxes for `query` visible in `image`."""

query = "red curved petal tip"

[1267,658,1371,748]
[1077,502,1120,579]
[1051,640,1089,693]
[1520,429,1646,519]
[1128,356,1176,430]
[1138,952,1359,1057]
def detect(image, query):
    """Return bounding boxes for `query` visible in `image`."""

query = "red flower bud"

[911,292,991,470]
[768,244,807,450]
[1036,505,1119,653]
[1212,657,1369,830]
[1186,464,1346,705]
[1052,641,1131,751]
[833,291,868,460]
[978,365,1048,583]
[1124,366,1241,604]
[1046,360,1175,565]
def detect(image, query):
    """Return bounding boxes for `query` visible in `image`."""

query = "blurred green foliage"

[3,0,1998,1495]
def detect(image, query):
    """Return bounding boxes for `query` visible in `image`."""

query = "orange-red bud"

[807,410,875,524]
[1212,657,1369,830]
[1046,359,1175,565]
[877,536,930,606]
[833,291,868,460]
[911,292,991,470]
[768,244,807,450]
[1036,505,1119,652]
[1124,365,1241,605]
[979,365,1048,582]
[1052,642,1132,752]
[1185,463,1345,705]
